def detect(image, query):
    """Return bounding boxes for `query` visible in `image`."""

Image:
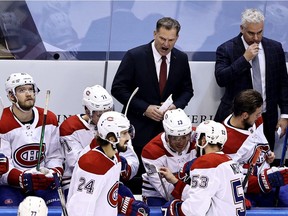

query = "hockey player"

[66,111,150,216]
[60,85,139,197]
[0,73,64,206]
[141,108,196,206]
[18,196,48,216]
[160,120,246,216]
[222,89,288,207]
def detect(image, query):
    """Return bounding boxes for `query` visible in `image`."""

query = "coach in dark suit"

[111,17,193,176]
[214,8,288,151]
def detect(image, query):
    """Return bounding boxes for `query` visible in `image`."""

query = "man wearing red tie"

[111,17,194,183]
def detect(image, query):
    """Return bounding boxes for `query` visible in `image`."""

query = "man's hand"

[265,150,275,164]
[159,167,178,185]
[258,166,288,193]
[167,104,176,111]
[244,43,260,62]
[144,105,164,121]
[276,118,288,138]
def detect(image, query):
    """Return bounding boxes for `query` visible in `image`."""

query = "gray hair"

[241,8,265,28]
[156,17,181,36]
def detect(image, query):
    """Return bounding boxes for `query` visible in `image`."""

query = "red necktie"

[159,56,167,96]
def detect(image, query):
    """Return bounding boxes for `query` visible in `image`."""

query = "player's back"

[66,147,121,216]
[181,152,246,216]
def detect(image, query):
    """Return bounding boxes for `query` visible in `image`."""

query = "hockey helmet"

[5,73,39,95]
[82,85,113,114]
[17,196,48,216]
[97,111,134,147]
[195,120,227,150]
[163,108,192,137]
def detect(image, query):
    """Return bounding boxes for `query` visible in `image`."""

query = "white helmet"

[18,196,48,216]
[195,120,227,150]
[163,109,192,136]
[82,85,113,115]
[5,72,39,95]
[97,111,134,148]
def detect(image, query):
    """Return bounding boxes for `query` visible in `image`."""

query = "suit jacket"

[111,41,193,154]
[214,33,288,148]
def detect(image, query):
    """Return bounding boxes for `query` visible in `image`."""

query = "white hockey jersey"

[60,114,139,190]
[223,115,269,165]
[60,115,96,183]
[0,106,63,185]
[66,147,121,216]
[173,152,246,216]
[141,132,196,201]
[223,115,270,193]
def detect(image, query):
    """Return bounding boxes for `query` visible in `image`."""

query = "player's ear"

[8,92,16,103]
[200,136,206,146]
[107,133,117,142]
[84,106,90,116]
[242,112,249,120]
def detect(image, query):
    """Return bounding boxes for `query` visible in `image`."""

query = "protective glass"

[168,133,192,142]
[128,125,135,139]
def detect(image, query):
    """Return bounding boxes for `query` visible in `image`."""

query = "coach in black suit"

[214,8,288,151]
[111,17,193,175]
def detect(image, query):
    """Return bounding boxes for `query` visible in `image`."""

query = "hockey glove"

[38,167,62,179]
[245,198,252,210]
[161,199,184,216]
[178,159,196,185]
[120,156,132,182]
[19,167,56,192]
[0,153,8,175]
[119,182,134,198]
[119,196,150,216]
[258,166,288,193]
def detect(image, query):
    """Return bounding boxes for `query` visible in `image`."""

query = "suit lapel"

[233,34,246,57]
[234,34,253,87]
[165,50,177,93]
[145,43,160,94]
[261,38,273,92]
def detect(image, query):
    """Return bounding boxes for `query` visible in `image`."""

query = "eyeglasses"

[119,125,135,139]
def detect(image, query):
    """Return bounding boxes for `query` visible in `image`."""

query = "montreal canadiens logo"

[107,182,119,208]
[14,143,45,168]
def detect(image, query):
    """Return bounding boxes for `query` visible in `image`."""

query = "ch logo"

[14,143,46,168]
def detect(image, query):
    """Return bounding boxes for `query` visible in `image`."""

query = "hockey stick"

[147,163,170,201]
[158,172,170,201]
[53,172,69,216]
[124,87,139,116]
[274,127,288,206]
[36,90,50,171]
[242,146,262,188]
